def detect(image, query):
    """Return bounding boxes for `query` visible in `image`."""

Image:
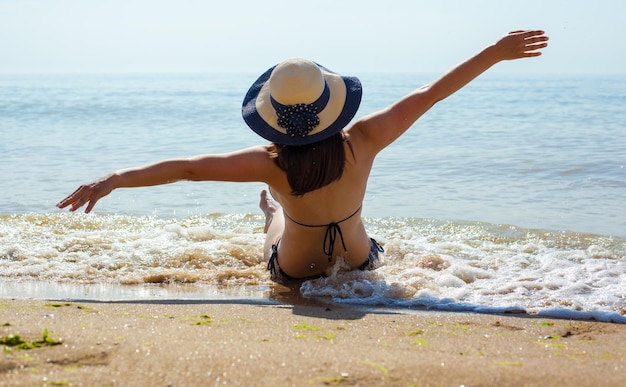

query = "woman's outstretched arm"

[354,30,549,152]
[57,145,273,213]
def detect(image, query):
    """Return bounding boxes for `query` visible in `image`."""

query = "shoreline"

[2,280,626,325]
[1,298,625,386]
[0,280,270,302]
[2,280,626,324]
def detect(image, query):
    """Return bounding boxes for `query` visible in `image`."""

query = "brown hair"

[269,132,353,196]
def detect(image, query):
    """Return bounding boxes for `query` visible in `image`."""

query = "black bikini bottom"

[267,238,384,283]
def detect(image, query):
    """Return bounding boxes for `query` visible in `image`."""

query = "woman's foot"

[259,189,277,233]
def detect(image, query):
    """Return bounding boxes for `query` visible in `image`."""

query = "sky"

[1,0,625,75]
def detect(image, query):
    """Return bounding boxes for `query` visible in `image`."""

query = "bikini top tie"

[283,205,362,262]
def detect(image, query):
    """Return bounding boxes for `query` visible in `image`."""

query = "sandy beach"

[1,292,625,387]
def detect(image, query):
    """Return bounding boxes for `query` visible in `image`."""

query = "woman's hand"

[56,174,116,213]
[352,29,549,151]
[493,30,549,61]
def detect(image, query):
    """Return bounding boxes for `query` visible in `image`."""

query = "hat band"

[270,81,331,138]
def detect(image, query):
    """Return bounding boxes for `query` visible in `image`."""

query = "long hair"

[269,132,352,196]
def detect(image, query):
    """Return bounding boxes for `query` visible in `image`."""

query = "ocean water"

[0,73,624,322]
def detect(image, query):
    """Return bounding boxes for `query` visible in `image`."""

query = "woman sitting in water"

[57,30,548,282]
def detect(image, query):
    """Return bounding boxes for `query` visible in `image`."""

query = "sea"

[1,72,624,323]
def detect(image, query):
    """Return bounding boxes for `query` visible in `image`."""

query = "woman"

[57,30,549,282]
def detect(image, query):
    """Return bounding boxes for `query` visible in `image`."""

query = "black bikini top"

[283,205,362,262]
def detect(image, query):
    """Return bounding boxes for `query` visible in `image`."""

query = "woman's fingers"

[57,183,103,213]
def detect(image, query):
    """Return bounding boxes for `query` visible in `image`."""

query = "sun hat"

[242,58,362,146]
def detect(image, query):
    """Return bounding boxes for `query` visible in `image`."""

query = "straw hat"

[242,58,362,146]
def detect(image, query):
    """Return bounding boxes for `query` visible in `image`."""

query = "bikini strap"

[267,242,279,275]
[283,205,362,262]
[282,205,362,228]
[322,222,346,262]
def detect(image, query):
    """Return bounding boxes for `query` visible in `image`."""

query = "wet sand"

[1,297,625,386]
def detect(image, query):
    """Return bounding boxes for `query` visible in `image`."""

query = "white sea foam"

[1,214,624,322]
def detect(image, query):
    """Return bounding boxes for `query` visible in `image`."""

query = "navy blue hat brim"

[242,63,362,146]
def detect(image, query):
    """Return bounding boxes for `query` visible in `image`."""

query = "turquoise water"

[0,73,624,321]
[2,73,624,236]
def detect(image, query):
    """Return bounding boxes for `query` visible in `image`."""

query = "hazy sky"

[1,0,624,74]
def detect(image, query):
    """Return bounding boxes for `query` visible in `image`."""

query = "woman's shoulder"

[343,123,379,163]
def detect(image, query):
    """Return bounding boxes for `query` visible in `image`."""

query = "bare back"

[263,126,377,278]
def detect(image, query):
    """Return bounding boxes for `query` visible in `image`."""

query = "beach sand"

[1,294,625,386]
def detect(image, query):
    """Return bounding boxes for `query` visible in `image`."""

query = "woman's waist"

[278,229,371,264]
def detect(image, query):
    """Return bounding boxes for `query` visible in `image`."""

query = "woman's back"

[263,129,376,278]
